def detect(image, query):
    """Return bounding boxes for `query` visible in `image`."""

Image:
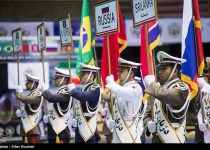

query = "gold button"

[195,123,197,125]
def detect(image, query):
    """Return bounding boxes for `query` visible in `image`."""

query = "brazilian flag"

[76,0,95,78]
[1,44,13,54]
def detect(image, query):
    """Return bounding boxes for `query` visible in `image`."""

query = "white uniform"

[106,80,143,143]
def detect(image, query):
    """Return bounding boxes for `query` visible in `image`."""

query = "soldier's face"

[158,66,172,83]
[117,67,129,83]
[25,80,33,90]
[53,76,62,87]
[79,72,89,85]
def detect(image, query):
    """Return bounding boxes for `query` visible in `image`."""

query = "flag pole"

[93,46,101,87]
[106,35,114,120]
[41,50,48,116]
[192,0,205,123]
[144,24,154,121]
[66,45,76,119]
[17,52,20,109]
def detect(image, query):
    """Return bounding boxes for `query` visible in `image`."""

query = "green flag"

[76,0,95,79]
[1,44,13,54]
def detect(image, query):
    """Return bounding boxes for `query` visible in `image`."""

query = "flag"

[181,0,197,100]
[1,44,13,54]
[75,0,95,80]
[140,21,160,103]
[31,45,38,53]
[192,0,204,76]
[23,44,29,53]
[100,3,127,93]
[46,46,58,52]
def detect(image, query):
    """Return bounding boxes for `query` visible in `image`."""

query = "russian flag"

[181,0,197,100]
[46,46,58,52]
[102,7,109,14]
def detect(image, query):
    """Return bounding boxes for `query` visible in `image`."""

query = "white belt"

[84,113,92,117]
[171,123,180,128]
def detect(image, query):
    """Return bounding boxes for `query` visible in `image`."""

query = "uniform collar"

[123,80,136,87]
[82,82,94,90]
[58,85,67,91]
[163,78,180,88]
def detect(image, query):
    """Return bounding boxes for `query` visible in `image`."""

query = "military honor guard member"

[196,57,210,143]
[16,73,43,143]
[41,67,72,143]
[143,51,190,143]
[193,67,210,143]
[105,57,143,143]
[67,62,102,143]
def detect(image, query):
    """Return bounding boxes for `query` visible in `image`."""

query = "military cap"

[79,62,100,72]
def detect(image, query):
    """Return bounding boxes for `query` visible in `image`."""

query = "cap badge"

[160,55,163,62]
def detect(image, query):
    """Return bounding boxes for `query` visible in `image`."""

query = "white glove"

[148,120,157,133]
[197,78,206,88]
[109,119,115,130]
[106,74,114,84]
[67,83,76,93]
[201,83,210,95]
[199,123,207,132]
[41,83,48,93]
[143,75,155,87]
[16,109,21,118]
[16,85,23,94]
[43,115,49,124]
[72,118,77,127]
[100,108,107,116]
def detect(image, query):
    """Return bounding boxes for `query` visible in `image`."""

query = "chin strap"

[84,71,92,85]
[58,76,65,87]
[164,63,178,84]
[29,81,35,91]
[123,67,132,84]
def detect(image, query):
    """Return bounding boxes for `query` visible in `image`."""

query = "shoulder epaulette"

[58,88,69,94]
[89,84,99,91]
[171,81,188,91]
[31,89,42,97]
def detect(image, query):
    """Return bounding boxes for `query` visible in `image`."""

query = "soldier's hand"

[199,123,207,132]
[143,75,155,87]
[100,108,107,116]
[67,83,76,93]
[148,120,157,133]
[16,85,23,94]
[197,78,206,88]
[106,74,114,84]
[109,119,115,130]
[72,118,77,128]
[43,115,49,124]
[41,83,48,93]
[16,109,21,118]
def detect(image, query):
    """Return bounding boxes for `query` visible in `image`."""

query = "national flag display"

[140,21,160,103]
[31,45,38,53]
[46,46,58,52]
[1,44,13,54]
[22,44,29,53]
[76,0,95,80]
[63,20,66,28]
[102,7,109,14]
[192,0,204,76]
[181,0,197,100]
[100,2,127,92]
